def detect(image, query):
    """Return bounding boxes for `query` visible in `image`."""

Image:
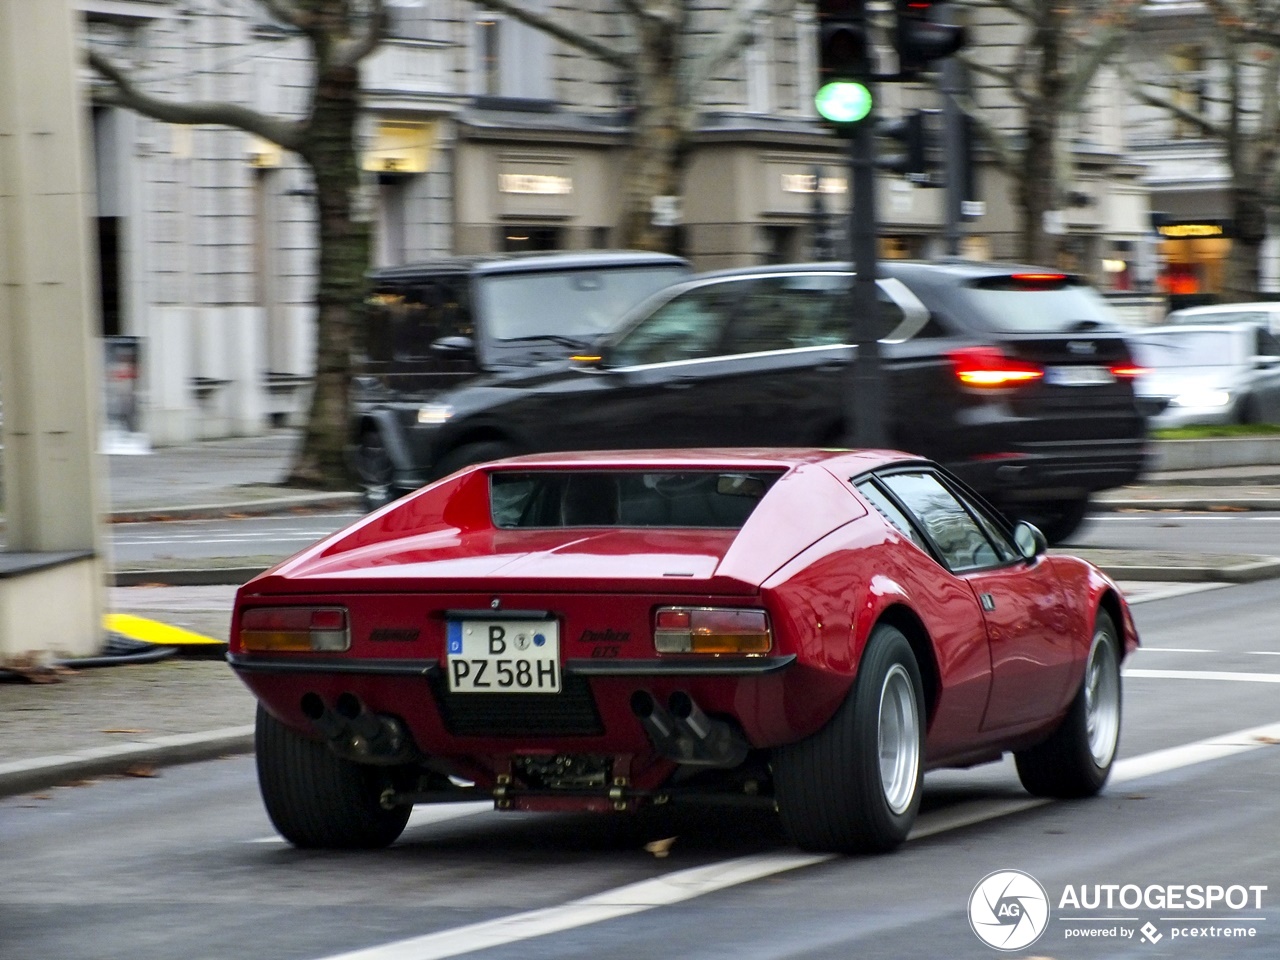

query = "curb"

[113,566,267,587]
[1095,497,1280,512]
[1087,558,1280,584]
[108,491,361,523]
[0,725,254,799]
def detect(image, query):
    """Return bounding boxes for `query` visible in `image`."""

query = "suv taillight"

[948,346,1044,388]
[1109,363,1146,379]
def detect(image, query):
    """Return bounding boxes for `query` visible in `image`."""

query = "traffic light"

[815,0,873,124]
[896,1,966,79]
[878,110,929,179]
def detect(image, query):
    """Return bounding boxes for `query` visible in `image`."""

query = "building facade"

[80,1,1200,446]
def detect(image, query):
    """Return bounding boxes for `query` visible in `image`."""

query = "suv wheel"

[1019,497,1089,544]
[354,429,395,511]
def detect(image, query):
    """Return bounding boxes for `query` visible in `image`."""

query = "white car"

[1131,322,1280,427]
[1165,301,1280,336]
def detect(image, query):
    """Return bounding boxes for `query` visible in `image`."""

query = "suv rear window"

[490,470,782,528]
[959,274,1122,334]
[477,265,690,342]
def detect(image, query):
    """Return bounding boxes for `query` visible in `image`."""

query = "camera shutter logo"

[969,869,1050,951]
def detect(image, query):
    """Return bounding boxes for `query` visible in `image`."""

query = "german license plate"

[1045,365,1115,386]
[446,619,560,693]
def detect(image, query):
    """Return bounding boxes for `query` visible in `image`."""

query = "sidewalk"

[3,435,1280,800]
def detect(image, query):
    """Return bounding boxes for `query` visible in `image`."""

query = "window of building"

[472,4,552,101]
[1169,45,1207,140]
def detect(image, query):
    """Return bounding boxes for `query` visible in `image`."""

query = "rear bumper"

[948,438,1150,502]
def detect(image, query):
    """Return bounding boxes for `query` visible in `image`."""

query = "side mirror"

[431,335,473,355]
[1252,354,1280,369]
[1013,520,1047,560]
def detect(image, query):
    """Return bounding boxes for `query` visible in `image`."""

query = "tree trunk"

[1016,3,1065,266]
[286,58,371,489]
[616,10,685,253]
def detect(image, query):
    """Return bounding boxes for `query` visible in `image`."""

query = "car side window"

[608,282,737,366]
[855,480,929,551]
[1258,327,1280,356]
[878,472,1003,572]
[724,275,848,353]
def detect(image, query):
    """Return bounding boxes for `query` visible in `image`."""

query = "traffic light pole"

[847,94,888,449]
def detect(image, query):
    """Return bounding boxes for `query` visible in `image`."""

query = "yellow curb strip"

[103,613,223,647]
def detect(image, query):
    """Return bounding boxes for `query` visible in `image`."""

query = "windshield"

[958,276,1122,334]
[477,266,689,342]
[1130,331,1248,369]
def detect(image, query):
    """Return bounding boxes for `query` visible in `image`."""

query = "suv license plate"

[1045,365,1115,386]
[446,619,560,693]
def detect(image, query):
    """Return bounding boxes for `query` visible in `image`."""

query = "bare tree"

[464,0,783,252]
[88,0,386,489]
[1125,0,1280,301]
[953,0,1142,265]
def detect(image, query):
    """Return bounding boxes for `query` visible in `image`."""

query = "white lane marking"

[313,852,830,960]
[1123,668,1280,684]
[1119,582,1229,605]
[1132,647,1217,654]
[1249,651,1280,656]
[307,720,1280,960]
[247,801,491,843]
[1111,720,1280,784]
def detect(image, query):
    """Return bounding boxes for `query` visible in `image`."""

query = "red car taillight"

[948,346,1044,388]
[239,606,350,653]
[653,607,772,655]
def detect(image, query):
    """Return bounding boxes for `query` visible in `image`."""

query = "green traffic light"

[815,80,873,124]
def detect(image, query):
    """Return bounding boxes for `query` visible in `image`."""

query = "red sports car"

[228,449,1138,855]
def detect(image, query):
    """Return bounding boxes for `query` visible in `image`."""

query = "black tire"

[354,428,395,512]
[1020,497,1090,545]
[431,440,517,480]
[1237,395,1259,426]
[774,625,925,854]
[1015,611,1122,799]
[255,704,411,849]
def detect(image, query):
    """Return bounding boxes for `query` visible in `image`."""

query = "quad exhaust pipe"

[630,690,749,768]
[300,692,419,766]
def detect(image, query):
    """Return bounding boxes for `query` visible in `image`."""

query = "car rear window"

[489,470,783,529]
[958,274,1122,334]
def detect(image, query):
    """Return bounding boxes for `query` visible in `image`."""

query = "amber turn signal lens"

[653,606,772,655]
[239,606,350,652]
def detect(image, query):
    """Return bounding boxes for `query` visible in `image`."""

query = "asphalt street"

[2,579,1278,960]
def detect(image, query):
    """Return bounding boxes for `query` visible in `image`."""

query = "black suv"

[357,259,1148,542]
[350,251,691,508]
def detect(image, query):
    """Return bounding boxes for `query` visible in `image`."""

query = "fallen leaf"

[62,779,96,788]
[123,763,158,778]
[101,728,149,735]
[1125,794,1149,800]
[644,836,677,858]
[1208,505,1248,512]
[1255,736,1280,745]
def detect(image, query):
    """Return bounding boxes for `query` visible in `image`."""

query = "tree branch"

[957,53,1031,107]
[684,0,782,99]
[1121,66,1226,141]
[466,0,632,72]
[87,49,305,152]
[258,0,307,32]
[334,0,386,68]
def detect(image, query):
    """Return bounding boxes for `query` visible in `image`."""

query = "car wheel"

[1237,395,1259,425]
[774,624,925,854]
[1014,611,1121,799]
[431,440,517,480]
[1020,497,1090,545]
[354,429,395,512]
[255,704,412,849]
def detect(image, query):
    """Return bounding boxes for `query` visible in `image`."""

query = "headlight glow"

[417,403,454,424]
[1170,390,1231,408]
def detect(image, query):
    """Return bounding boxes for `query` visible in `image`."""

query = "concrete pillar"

[0,0,106,660]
